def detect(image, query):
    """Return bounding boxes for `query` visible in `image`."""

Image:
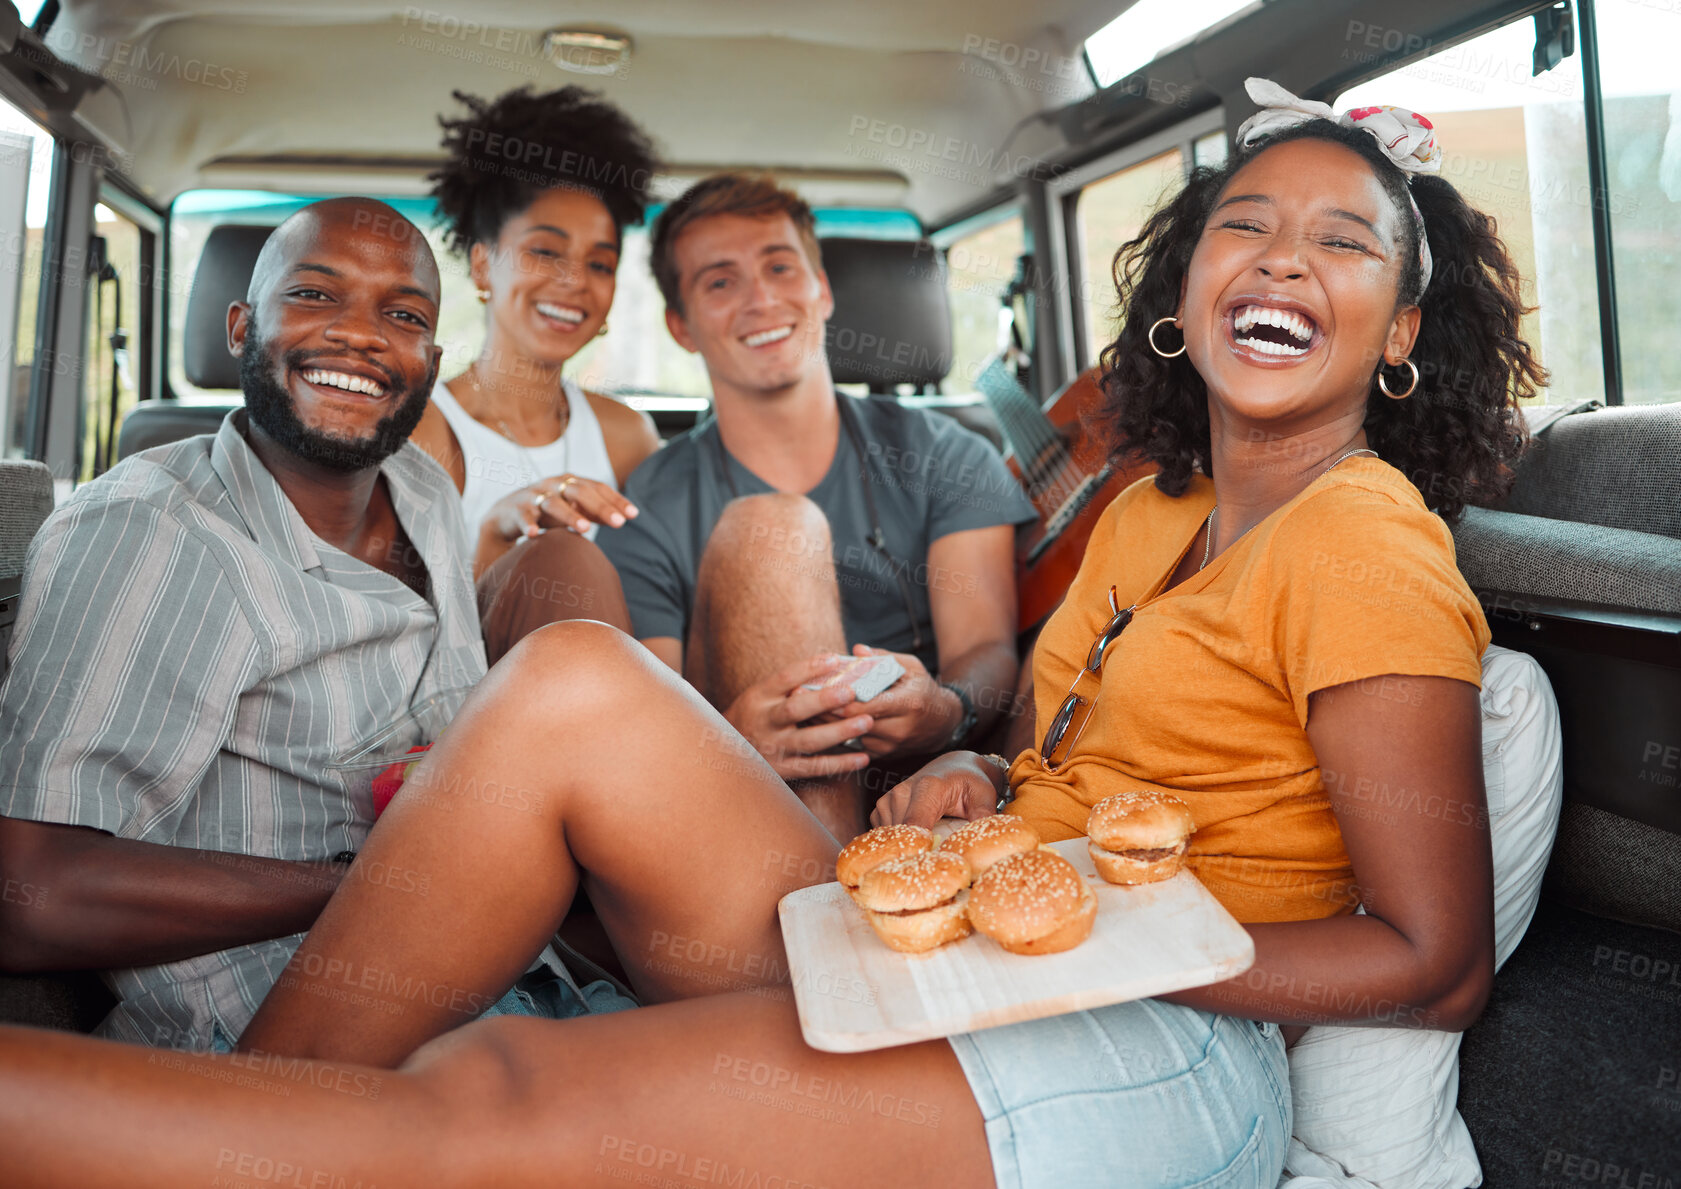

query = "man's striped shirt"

[0,411,487,1049]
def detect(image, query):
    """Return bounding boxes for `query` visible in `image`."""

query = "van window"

[1338,12,1605,405]
[81,203,144,479]
[1593,0,1681,404]
[1073,148,1186,365]
[939,207,1026,394]
[0,98,56,459]
[1085,0,1255,88]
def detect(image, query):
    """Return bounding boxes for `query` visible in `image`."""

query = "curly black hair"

[1095,118,1542,522]
[429,85,660,255]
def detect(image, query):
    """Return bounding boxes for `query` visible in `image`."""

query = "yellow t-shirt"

[1007,457,1490,924]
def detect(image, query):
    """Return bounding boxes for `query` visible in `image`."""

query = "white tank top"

[429,375,618,541]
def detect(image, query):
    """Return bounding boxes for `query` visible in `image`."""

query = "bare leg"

[477,530,632,666]
[687,493,865,839]
[0,990,993,1188]
[239,620,838,1068]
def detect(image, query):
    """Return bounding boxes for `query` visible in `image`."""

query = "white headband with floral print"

[1235,77,1440,298]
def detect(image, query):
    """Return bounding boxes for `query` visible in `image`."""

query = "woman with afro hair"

[410,85,663,654]
[1,83,1546,1189]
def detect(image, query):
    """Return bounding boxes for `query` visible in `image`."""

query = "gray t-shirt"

[598,396,1036,671]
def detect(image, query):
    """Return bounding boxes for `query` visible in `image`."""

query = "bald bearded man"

[0,198,486,1050]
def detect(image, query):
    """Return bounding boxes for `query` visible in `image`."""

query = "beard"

[240,325,434,473]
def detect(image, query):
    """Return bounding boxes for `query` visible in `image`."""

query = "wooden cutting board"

[778,837,1255,1053]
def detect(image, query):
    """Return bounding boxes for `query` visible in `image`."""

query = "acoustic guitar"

[975,358,1155,632]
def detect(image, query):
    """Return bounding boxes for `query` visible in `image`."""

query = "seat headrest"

[819,238,951,390]
[0,459,53,579]
[1495,404,1681,541]
[183,224,275,391]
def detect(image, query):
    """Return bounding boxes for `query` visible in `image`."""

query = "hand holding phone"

[801,652,906,702]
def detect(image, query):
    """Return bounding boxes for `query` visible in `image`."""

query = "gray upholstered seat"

[1490,402,1681,540]
[0,459,52,685]
[0,459,119,1031]
[1449,402,1681,1178]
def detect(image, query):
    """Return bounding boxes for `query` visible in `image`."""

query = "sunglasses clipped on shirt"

[1039,585,1135,772]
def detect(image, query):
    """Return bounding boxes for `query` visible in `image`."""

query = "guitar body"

[985,366,1156,632]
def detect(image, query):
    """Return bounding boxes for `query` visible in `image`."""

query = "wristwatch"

[940,681,978,750]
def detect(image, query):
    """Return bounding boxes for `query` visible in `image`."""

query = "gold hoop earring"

[596,320,610,338]
[1377,358,1419,399]
[1147,316,1186,358]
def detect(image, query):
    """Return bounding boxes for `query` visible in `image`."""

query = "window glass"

[1593,0,1681,405]
[1085,0,1254,89]
[1193,130,1228,169]
[940,209,1026,394]
[1339,13,1604,406]
[1073,148,1186,365]
[82,204,143,479]
[0,98,55,458]
[169,192,912,407]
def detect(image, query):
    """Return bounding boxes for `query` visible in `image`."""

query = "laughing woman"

[0,82,1541,1189]
[410,86,663,656]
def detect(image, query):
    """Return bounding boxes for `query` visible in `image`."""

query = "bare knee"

[505,619,655,694]
[706,493,832,565]
[399,1019,550,1177]
[482,620,701,742]
[479,533,631,662]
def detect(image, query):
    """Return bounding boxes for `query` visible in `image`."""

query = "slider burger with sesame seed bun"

[835,824,935,903]
[966,848,1096,956]
[1086,790,1196,885]
[940,814,1041,876]
[855,851,974,953]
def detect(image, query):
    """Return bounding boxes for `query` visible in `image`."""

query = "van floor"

[1457,898,1681,1181]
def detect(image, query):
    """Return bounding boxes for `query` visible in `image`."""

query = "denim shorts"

[947,998,1291,1189]
[479,963,640,1021]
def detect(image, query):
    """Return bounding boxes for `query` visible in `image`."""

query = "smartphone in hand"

[802,653,906,702]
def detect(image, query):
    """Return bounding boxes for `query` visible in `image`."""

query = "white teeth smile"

[741,325,793,348]
[1232,305,1316,357]
[301,369,386,397]
[1242,338,1308,356]
[536,302,586,325]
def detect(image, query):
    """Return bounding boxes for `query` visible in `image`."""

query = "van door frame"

[23,139,96,484]
[1042,107,1226,381]
[92,178,165,440]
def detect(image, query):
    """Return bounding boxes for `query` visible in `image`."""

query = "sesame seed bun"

[836,824,934,901]
[940,815,1041,875]
[1086,791,1195,885]
[856,851,972,913]
[966,849,1096,955]
[856,851,975,953]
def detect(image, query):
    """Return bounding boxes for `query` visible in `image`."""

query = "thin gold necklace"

[1200,447,1377,571]
[461,366,575,487]
[466,363,571,445]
